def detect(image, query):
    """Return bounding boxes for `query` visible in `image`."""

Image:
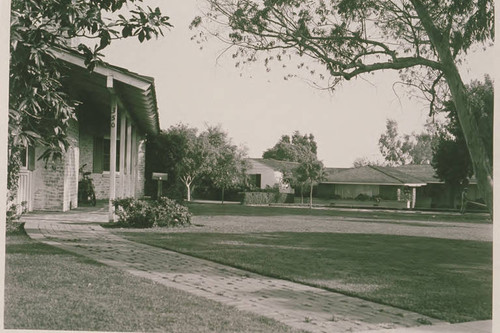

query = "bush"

[113,197,191,228]
[355,193,371,201]
[242,192,294,205]
[153,197,191,227]
[113,198,155,228]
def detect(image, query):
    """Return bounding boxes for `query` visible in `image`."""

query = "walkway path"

[21,208,490,333]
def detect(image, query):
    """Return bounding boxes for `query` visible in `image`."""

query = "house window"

[93,137,120,173]
[249,174,261,188]
[19,146,35,171]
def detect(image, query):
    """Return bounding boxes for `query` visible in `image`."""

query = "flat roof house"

[14,48,160,221]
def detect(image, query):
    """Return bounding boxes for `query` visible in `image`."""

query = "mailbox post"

[152,172,168,199]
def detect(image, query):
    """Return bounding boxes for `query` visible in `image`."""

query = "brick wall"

[80,125,147,200]
[32,119,79,211]
[32,152,65,211]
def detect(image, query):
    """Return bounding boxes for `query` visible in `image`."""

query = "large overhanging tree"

[192,0,494,213]
[8,0,171,195]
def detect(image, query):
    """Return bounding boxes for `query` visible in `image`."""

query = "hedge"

[242,192,295,205]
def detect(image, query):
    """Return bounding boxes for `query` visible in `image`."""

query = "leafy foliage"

[147,124,247,202]
[113,197,191,228]
[113,198,156,228]
[263,131,317,163]
[292,155,325,207]
[242,191,294,205]
[378,119,438,166]
[432,76,493,188]
[352,156,383,168]
[202,126,248,202]
[9,0,171,194]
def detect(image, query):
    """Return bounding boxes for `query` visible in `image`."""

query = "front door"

[16,146,35,213]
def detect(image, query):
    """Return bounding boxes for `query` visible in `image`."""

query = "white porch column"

[131,127,137,197]
[108,95,118,222]
[126,117,132,197]
[412,187,417,209]
[119,111,126,198]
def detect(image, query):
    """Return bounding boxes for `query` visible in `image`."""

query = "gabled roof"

[248,158,300,172]
[393,164,477,184]
[323,165,427,186]
[324,167,350,176]
[53,47,160,135]
[392,164,441,183]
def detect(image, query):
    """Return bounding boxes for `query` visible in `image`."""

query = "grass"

[118,231,492,323]
[186,202,491,224]
[4,229,302,332]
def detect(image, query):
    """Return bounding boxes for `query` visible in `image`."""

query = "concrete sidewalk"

[21,208,491,333]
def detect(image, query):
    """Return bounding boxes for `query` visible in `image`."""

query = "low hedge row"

[242,192,295,205]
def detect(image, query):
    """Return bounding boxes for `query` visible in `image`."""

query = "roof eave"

[53,47,160,136]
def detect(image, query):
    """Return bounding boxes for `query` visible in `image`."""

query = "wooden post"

[126,117,132,197]
[412,187,417,209]
[119,111,126,198]
[131,127,137,197]
[108,93,118,222]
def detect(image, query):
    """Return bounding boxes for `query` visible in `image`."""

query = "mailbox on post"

[152,172,168,199]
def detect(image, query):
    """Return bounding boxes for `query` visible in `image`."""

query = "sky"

[102,0,493,168]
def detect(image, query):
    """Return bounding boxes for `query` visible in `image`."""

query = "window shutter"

[28,146,36,171]
[93,137,103,173]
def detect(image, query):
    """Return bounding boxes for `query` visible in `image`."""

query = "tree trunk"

[221,187,225,204]
[309,182,313,208]
[442,67,493,215]
[186,183,191,201]
[301,185,304,204]
[411,0,493,215]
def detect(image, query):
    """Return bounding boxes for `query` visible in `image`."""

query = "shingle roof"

[323,165,427,186]
[393,164,477,184]
[392,164,441,183]
[248,158,300,172]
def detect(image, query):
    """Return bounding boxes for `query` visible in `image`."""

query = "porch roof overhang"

[53,47,160,136]
[321,181,427,187]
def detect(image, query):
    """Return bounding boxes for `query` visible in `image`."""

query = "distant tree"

[378,119,436,166]
[203,126,248,203]
[282,168,307,204]
[352,157,383,168]
[9,0,171,196]
[293,156,325,208]
[148,124,247,202]
[148,124,214,202]
[432,76,493,206]
[263,131,317,163]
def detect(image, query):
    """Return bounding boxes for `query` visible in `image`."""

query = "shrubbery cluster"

[113,197,191,228]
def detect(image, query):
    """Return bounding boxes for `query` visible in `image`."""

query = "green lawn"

[4,229,301,332]
[118,231,492,323]
[186,202,491,223]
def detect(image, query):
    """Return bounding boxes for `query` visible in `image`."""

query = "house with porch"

[15,47,159,221]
